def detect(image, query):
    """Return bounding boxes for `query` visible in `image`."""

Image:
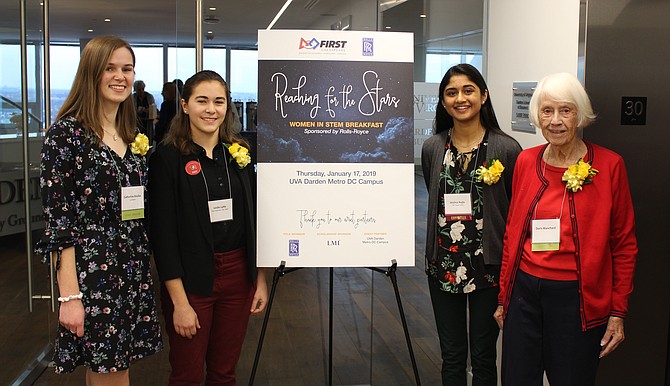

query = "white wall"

[485,0,581,149]
[486,3,581,383]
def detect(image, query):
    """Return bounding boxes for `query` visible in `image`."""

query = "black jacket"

[148,143,257,296]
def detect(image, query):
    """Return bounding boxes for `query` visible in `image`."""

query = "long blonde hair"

[54,35,137,143]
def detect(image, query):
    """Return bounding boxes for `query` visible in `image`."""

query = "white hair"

[529,72,596,129]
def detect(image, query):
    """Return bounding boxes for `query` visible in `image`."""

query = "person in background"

[149,70,267,385]
[154,81,177,145]
[132,79,156,141]
[230,101,243,133]
[422,63,522,386]
[172,78,184,100]
[494,72,638,386]
[35,35,162,385]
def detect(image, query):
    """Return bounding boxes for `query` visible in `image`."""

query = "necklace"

[103,128,119,141]
[451,128,485,151]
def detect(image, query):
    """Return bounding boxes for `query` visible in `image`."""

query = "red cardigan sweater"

[498,142,638,331]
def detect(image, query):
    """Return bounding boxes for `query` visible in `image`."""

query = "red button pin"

[185,160,202,176]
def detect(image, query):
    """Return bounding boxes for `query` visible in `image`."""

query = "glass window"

[0,43,44,136]
[204,47,227,80]
[230,49,258,130]
[49,45,80,122]
[134,46,164,107]
[168,46,196,87]
[425,53,483,83]
[230,49,257,102]
[0,44,22,136]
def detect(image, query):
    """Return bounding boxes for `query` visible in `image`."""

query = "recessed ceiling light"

[88,29,93,32]
[104,18,111,22]
[207,31,213,34]
[420,14,427,18]
[209,7,216,11]
[204,15,220,24]
[385,26,391,29]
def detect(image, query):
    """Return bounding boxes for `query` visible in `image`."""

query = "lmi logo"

[327,240,340,246]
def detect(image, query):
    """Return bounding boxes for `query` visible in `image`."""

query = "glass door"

[0,0,55,384]
[29,0,182,383]
[0,0,186,383]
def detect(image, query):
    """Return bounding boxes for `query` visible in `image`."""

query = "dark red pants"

[162,248,255,386]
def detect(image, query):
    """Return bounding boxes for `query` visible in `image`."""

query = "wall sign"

[621,96,647,125]
[0,169,45,236]
[511,82,536,133]
[413,82,439,164]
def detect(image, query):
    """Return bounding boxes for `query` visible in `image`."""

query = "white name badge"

[121,185,144,221]
[444,193,473,221]
[532,218,560,251]
[208,198,233,223]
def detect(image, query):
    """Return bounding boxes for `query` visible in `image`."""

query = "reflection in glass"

[168,47,196,86]
[134,46,164,106]
[0,43,42,138]
[230,49,258,103]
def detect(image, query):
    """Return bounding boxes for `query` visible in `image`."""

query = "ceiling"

[0,0,391,47]
[0,0,487,56]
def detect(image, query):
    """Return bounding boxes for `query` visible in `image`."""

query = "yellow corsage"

[562,158,598,192]
[475,159,504,185]
[225,143,251,168]
[130,133,151,156]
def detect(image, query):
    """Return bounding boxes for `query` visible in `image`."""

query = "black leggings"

[429,281,500,386]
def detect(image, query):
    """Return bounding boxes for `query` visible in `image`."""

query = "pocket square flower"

[130,133,151,156]
[562,158,598,192]
[226,143,251,168]
[475,159,504,185]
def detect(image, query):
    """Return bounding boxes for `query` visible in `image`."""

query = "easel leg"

[248,261,286,386]
[329,267,334,386]
[371,260,422,386]
[249,261,420,385]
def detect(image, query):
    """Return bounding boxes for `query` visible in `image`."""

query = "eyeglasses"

[540,107,576,119]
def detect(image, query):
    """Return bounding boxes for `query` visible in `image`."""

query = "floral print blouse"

[35,116,162,373]
[426,132,499,293]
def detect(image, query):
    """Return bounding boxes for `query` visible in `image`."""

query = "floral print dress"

[426,132,499,293]
[35,116,162,374]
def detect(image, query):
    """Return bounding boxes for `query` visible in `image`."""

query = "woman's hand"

[600,316,625,358]
[59,299,85,337]
[173,303,200,339]
[251,270,269,314]
[164,278,199,338]
[55,248,84,337]
[493,305,504,329]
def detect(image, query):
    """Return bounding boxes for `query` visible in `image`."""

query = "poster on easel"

[256,29,414,268]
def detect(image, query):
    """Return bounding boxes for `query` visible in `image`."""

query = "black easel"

[367,260,421,385]
[248,260,421,386]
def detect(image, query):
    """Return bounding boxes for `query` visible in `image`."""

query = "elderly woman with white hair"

[493,72,638,386]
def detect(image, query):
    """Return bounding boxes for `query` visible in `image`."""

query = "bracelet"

[57,292,83,302]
